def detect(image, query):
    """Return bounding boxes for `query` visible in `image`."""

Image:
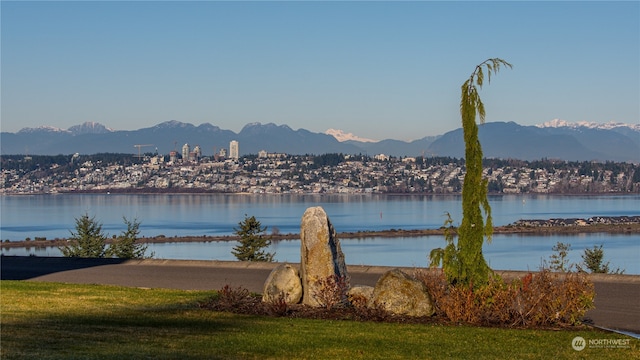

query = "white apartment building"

[229,140,239,160]
[182,143,190,160]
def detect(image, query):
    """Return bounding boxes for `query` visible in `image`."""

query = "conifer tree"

[106,217,151,259]
[60,213,107,258]
[231,215,275,262]
[431,58,511,286]
[577,244,624,274]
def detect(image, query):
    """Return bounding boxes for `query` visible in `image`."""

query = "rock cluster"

[262,206,435,317]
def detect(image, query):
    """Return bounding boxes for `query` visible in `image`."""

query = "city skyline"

[2,1,638,141]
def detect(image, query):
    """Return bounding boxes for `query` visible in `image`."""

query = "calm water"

[1,194,639,273]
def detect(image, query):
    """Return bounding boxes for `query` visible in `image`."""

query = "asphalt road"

[2,256,639,335]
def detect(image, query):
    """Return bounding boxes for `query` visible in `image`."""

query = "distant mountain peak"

[155,120,194,129]
[325,129,377,143]
[243,122,289,128]
[196,123,221,131]
[17,125,70,134]
[240,122,293,133]
[3,120,638,161]
[537,119,640,131]
[68,122,112,135]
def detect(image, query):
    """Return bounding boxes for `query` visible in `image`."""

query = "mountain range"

[1,120,638,162]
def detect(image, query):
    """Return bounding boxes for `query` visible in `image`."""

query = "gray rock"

[371,269,435,317]
[262,263,302,304]
[299,206,350,307]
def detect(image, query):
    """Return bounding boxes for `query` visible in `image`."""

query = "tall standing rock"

[299,206,350,307]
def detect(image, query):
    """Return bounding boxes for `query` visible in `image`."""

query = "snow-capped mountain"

[2,120,638,162]
[325,128,377,143]
[17,125,70,134]
[537,119,640,131]
[16,122,113,135]
[68,122,113,135]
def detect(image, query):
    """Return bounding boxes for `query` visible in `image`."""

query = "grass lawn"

[1,280,637,359]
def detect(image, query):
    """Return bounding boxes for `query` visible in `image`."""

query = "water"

[4,233,638,274]
[2,194,638,240]
[1,194,639,273]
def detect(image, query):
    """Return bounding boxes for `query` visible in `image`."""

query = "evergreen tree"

[231,215,275,262]
[431,58,511,286]
[106,217,151,259]
[60,214,107,258]
[577,244,624,274]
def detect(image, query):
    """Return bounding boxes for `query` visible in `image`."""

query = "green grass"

[1,280,638,359]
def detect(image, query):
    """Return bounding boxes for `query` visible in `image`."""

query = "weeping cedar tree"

[231,215,275,262]
[430,58,512,286]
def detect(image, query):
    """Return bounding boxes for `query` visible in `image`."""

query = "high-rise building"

[182,143,190,161]
[193,145,201,162]
[229,140,239,160]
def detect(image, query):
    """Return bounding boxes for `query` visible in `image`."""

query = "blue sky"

[2,1,638,141]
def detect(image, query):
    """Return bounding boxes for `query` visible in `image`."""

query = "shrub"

[415,269,594,327]
[546,242,573,272]
[263,292,289,316]
[511,270,595,327]
[201,285,261,313]
[312,275,349,310]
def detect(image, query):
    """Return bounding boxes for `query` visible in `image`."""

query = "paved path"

[2,256,639,335]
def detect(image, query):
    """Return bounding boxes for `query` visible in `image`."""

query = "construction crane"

[134,144,154,159]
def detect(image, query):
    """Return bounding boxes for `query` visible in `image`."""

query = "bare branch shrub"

[264,291,289,316]
[312,275,349,310]
[202,285,261,313]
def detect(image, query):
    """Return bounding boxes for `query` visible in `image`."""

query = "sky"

[1,1,638,141]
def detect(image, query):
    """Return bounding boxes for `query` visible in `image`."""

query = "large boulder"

[262,264,303,304]
[299,206,350,307]
[370,269,435,317]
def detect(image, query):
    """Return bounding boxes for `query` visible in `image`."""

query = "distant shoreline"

[3,222,639,249]
[3,190,639,196]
